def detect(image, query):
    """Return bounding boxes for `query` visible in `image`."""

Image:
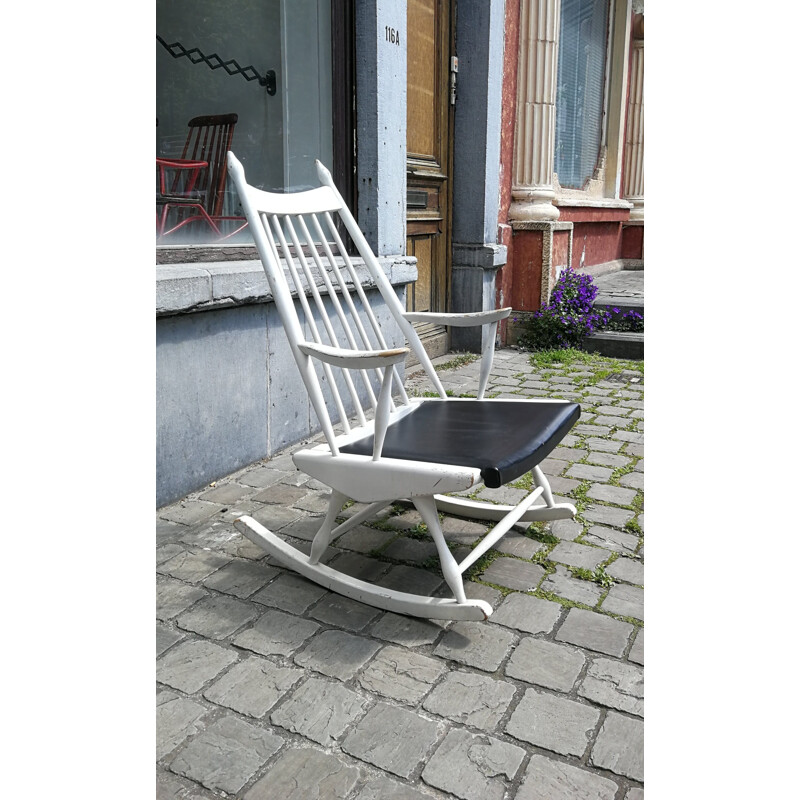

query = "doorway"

[406,0,454,361]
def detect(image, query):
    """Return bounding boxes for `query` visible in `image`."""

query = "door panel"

[407,236,432,312]
[407,0,437,158]
[406,0,452,361]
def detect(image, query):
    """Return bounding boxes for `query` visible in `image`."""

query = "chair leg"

[158,203,223,239]
[412,495,468,605]
[532,465,557,507]
[429,464,577,524]
[309,489,348,565]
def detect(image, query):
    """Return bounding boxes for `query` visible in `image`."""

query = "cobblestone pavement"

[157,347,644,800]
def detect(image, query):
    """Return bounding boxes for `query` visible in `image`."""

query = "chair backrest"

[226,152,446,454]
[181,114,238,216]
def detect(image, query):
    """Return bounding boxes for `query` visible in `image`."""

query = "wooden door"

[406,0,453,361]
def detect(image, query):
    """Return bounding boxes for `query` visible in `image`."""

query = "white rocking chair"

[227,152,580,621]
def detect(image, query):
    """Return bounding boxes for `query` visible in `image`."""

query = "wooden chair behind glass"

[157,113,248,240]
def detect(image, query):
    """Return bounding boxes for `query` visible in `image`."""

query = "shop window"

[156,0,340,246]
[555,0,610,190]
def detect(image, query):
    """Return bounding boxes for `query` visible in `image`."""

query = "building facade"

[155,0,643,505]
[498,0,645,343]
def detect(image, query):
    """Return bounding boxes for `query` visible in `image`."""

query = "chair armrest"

[402,309,512,400]
[298,342,409,370]
[401,308,512,327]
[156,158,209,198]
[156,158,209,170]
[299,342,408,461]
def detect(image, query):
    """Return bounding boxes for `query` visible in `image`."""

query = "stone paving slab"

[156,691,209,761]
[480,556,546,592]
[434,620,517,672]
[590,712,645,781]
[422,670,516,731]
[157,624,185,657]
[549,541,611,571]
[168,714,284,794]
[156,347,645,799]
[421,727,526,800]
[516,753,619,800]
[541,565,606,607]
[157,577,208,621]
[601,583,644,621]
[270,675,369,745]
[505,637,586,692]
[341,702,441,779]
[157,640,239,694]
[578,657,644,716]
[232,609,320,657]
[489,592,563,635]
[557,608,634,657]
[244,747,362,800]
[605,555,644,585]
[584,525,641,555]
[202,656,303,719]
[293,629,382,680]
[505,688,601,756]
[358,645,447,703]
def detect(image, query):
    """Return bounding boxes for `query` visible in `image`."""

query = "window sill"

[554,197,633,210]
[156,244,259,265]
[156,256,418,317]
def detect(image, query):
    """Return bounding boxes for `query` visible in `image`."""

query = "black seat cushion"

[340,400,580,488]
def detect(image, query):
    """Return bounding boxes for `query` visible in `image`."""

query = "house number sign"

[385,26,400,45]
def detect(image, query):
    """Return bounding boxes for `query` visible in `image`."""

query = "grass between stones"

[569,564,616,588]
[346,349,644,623]
[435,352,480,371]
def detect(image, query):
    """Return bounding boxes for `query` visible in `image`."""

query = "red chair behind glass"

[156,113,248,240]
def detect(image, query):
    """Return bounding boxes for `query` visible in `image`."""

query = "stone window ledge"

[156,257,417,317]
[555,197,633,210]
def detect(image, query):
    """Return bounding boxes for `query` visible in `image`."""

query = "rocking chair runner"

[227,152,581,621]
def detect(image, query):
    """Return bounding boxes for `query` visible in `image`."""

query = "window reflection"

[156,0,334,244]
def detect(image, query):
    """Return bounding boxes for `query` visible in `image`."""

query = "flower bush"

[518,267,610,350]
[606,309,643,333]
[517,268,643,351]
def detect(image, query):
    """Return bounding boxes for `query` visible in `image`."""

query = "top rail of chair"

[227,152,344,216]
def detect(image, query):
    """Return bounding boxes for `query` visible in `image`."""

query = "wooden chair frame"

[157,114,248,241]
[227,152,580,620]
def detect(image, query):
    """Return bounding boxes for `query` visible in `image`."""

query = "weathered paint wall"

[496,0,521,343]
[450,0,508,351]
[569,222,622,269]
[621,223,644,259]
[156,259,414,507]
[355,0,407,255]
[553,230,572,267]
[157,304,270,508]
[452,0,505,245]
[508,233,544,312]
[557,209,628,270]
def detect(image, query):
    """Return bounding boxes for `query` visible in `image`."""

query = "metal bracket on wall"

[157,35,276,95]
[450,55,458,105]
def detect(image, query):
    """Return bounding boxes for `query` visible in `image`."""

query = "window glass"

[555,0,609,189]
[156,0,333,244]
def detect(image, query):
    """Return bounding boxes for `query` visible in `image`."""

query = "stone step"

[593,297,644,319]
[591,268,644,319]
[584,330,643,360]
[586,267,644,359]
